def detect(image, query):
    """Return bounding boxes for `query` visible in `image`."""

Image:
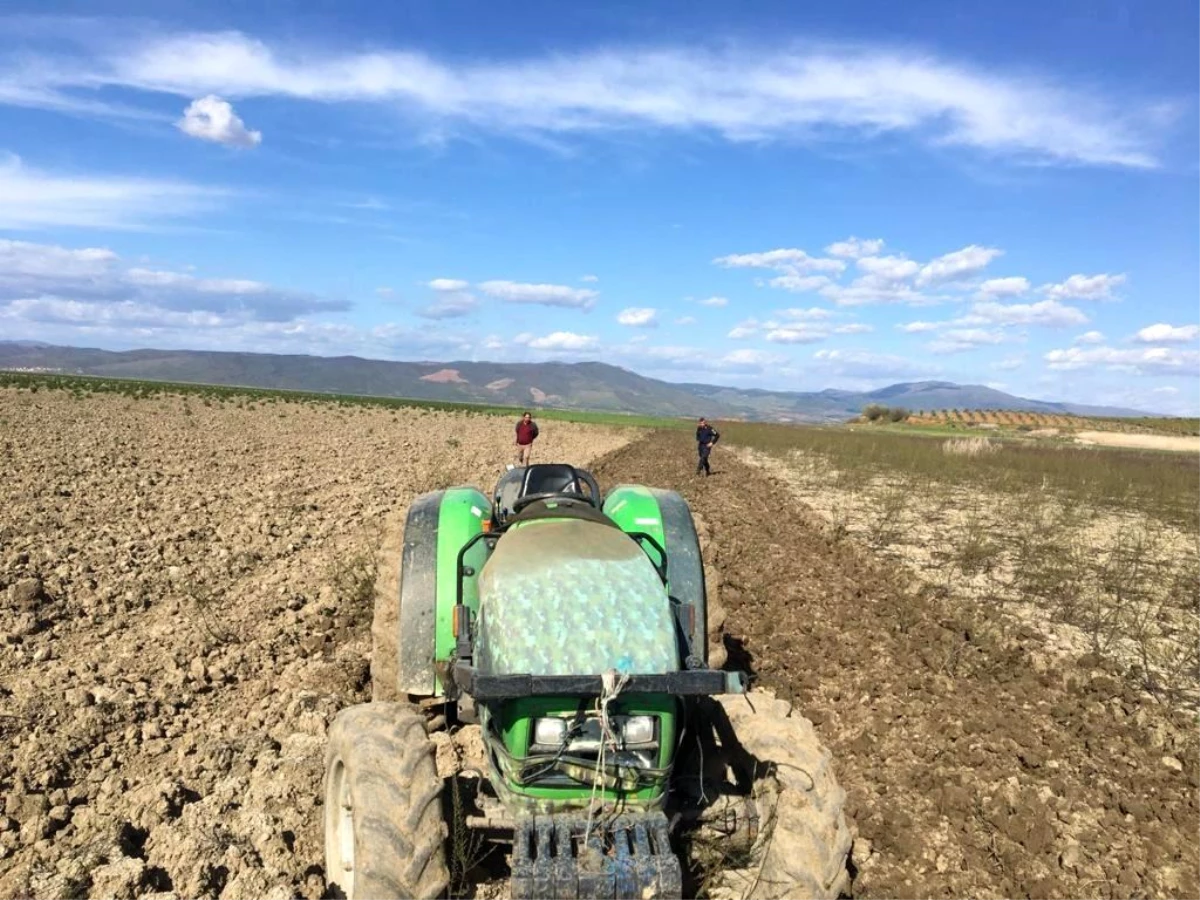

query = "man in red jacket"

[515,411,539,465]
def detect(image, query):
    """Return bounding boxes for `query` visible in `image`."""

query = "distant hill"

[0,341,1150,421]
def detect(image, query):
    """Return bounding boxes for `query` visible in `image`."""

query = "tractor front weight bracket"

[511,811,683,900]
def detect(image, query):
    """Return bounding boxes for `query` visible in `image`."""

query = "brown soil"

[2,391,1196,900]
[589,431,1200,900]
[0,388,636,899]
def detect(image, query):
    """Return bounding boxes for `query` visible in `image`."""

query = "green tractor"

[323,463,852,899]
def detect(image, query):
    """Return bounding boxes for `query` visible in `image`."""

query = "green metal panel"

[475,517,679,678]
[602,485,667,571]
[605,485,708,664]
[433,486,490,691]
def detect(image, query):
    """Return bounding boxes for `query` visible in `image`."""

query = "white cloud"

[428,278,469,292]
[1045,345,1200,374]
[857,255,920,282]
[0,300,475,361]
[977,276,1029,298]
[915,244,1002,287]
[819,278,926,307]
[674,315,696,325]
[727,319,760,339]
[897,321,939,333]
[606,343,786,375]
[699,296,728,307]
[1042,273,1126,301]
[928,328,1007,354]
[0,237,345,321]
[720,348,788,369]
[834,323,874,334]
[13,29,1168,167]
[375,286,395,298]
[1132,323,1199,344]
[1073,330,1105,345]
[714,249,845,275]
[0,238,117,279]
[526,331,599,351]
[176,95,262,147]
[616,306,657,327]
[825,237,885,259]
[963,298,1087,327]
[779,307,834,321]
[416,292,477,319]
[767,274,834,293]
[580,274,599,283]
[812,348,940,379]
[993,355,1025,371]
[765,325,828,344]
[477,280,598,308]
[0,152,222,230]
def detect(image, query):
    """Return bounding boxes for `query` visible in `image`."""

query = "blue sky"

[0,0,1197,413]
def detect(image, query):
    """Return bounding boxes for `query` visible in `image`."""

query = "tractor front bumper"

[449,663,748,700]
[511,810,682,900]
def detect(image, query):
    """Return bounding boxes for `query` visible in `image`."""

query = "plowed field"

[590,433,1199,900]
[1,391,1196,899]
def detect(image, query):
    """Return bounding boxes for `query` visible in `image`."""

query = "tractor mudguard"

[602,485,708,665]
[397,486,490,695]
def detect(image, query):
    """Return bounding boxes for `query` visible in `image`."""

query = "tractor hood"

[474,518,679,678]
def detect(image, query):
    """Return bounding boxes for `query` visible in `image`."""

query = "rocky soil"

[0,388,636,899]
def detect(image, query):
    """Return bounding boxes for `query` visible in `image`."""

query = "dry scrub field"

[0,387,637,899]
[1,386,1197,900]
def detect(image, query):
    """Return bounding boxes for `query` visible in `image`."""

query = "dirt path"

[590,431,1200,900]
[1073,431,1200,453]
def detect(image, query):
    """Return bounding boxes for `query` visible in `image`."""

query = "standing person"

[515,411,539,465]
[695,417,720,476]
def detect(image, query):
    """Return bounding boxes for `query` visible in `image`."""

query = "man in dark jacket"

[695,417,719,476]
[515,411,539,465]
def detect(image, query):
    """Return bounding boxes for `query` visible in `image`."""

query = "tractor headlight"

[620,715,655,746]
[529,714,658,754]
[532,717,568,748]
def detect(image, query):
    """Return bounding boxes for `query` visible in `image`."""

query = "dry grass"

[942,436,1000,457]
[738,444,1200,711]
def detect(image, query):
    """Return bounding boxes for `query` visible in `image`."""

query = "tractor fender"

[602,485,708,665]
[396,486,490,696]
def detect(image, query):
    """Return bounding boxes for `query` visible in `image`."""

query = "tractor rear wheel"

[704,690,853,899]
[324,702,450,900]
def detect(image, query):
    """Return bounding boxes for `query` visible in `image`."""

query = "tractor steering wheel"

[510,491,592,514]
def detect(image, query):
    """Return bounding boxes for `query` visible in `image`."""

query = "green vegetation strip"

[0,371,688,430]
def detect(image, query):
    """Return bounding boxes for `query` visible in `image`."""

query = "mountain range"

[0,341,1149,421]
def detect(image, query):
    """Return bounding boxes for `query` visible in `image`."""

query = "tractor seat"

[492,463,601,527]
[522,463,580,496]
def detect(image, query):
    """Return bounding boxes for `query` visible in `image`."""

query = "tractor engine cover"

[475,517,680,678]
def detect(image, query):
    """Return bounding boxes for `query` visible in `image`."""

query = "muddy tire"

[370,518,404,702]
[324,702,450,899]
[708,690,853,900]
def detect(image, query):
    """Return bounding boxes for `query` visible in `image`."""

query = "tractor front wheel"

[704,690,853,899]
[324,702,450,899]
